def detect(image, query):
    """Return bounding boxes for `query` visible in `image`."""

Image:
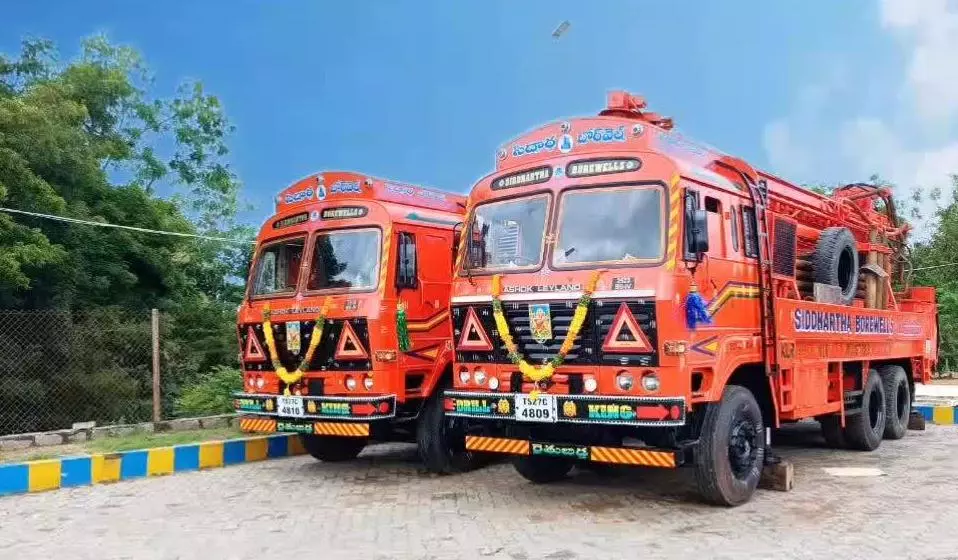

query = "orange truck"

[234,170,483,473]
[443,92,939,506]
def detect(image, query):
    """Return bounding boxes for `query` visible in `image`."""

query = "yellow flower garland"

[261,298,331,395]
[491,270,602,384]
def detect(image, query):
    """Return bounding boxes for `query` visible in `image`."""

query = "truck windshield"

[465,194,549,272]
[307,228,381,291]
[251,237,306,296]
[552,185,664,267]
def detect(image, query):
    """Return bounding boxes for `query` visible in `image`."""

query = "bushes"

[174,365,243,417]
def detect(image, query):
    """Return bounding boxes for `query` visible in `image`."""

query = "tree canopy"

[0,35,251,431]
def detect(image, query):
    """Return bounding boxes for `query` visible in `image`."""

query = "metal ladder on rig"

[746,179,787,407]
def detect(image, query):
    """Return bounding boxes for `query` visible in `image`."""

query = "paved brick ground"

[1,424,957,560]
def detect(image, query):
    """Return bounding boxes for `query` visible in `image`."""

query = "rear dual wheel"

[879,365,910,440]
[818,368,886,451]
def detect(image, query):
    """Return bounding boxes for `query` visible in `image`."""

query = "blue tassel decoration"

[685,284,712,330]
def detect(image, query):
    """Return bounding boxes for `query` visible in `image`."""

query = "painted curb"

[0,433,305,498]
[914,405,958,425]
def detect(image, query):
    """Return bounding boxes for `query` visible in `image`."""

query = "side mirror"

[689,209,709,255]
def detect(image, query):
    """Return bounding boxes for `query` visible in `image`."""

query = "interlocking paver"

[1,424,956,560]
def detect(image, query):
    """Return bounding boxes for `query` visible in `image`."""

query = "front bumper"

[465,435,681,468]
[443,391,686,427]
[234,393,396,437]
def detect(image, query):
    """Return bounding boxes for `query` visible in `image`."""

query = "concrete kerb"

[0,413,238,452]
[913,402,958,425]
[0,432,306,498]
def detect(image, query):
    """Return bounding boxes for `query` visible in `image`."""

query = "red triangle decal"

[335,320,368,360]
[244,326,267,362]
[457,306,493,351]
[602,303,653,354]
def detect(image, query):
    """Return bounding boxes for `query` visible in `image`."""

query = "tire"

[879,365,910,440]
[843,368,885,451]
[512,455,575,484]
[694,385,765,507]
[300,434,366,462]
[416,391,485,474]
[818,415,846,448]
[812,227,859,306]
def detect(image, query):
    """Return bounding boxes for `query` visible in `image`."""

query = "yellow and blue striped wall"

[0,434,305,498]
[914,404,958,426]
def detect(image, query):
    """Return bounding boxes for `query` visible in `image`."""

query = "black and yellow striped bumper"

[239,416,371,437]
[465,435,680,468]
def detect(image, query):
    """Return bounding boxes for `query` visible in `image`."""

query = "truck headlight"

[584,376,598,393]
[641,372,660,393]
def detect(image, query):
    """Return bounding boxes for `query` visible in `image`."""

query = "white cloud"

[764,0,958,238]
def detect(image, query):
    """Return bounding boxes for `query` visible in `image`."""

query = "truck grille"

[239,318,372,372]
[452,298,657,367]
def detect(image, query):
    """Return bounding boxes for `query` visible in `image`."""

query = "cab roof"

[492,91,761,192]
[275,170,466,217]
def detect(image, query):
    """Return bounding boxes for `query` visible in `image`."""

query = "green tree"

[0,35,253,433]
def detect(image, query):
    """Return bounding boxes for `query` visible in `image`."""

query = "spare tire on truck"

[812,227,859,306]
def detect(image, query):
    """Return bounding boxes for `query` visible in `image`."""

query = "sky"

[3,0,956,233]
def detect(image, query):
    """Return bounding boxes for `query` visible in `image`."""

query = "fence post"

[152,308,161,422]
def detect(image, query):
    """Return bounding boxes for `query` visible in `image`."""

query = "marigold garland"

[396,300,411,352]
[261,298,331,395]
[491,270,602,384]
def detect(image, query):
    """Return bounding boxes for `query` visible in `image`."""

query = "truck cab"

[235,170,480,471]
[443,92,938,505]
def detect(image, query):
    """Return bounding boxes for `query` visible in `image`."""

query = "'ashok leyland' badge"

[528,303,553,344]
[286,321,302,354]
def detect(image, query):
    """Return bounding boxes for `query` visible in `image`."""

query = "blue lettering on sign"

[385,183,448,203]
[284,188,314,204]
[855,315,895,335]
[656,130,710,159]
[577,126,626,145]
[385,183,415,196]
[794,309,895,335]
[330,180,362,194]
[512,136,558,157]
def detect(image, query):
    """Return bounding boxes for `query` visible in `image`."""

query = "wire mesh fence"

[0,308,157,436]
[0,308,954,436]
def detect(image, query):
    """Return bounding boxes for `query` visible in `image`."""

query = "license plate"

[276,396,305,418]
[515,394,557,423]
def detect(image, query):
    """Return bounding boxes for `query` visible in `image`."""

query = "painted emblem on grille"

[528,303,553,344]
[286,321,302,354]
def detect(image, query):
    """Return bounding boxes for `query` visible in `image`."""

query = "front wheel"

[417,392,486,474]
[300,434,366,462]
[513,455,575,484]
[694,385,766,507]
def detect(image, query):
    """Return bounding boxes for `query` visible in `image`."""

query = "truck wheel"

[300,435,366,462]
[843,369,885,451]
[879,365,910,440]
[694,385,765,507]
[513,455,574,483]
[417,392,484,474]
[812,227,859,306]
[818,415,846,448]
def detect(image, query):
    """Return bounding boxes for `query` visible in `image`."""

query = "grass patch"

[0,425,244,464]
[85,426,242,453]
